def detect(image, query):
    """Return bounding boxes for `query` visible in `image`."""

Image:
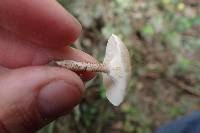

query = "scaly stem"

[50,60,109,73]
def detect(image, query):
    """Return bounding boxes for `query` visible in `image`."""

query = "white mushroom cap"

[103,34,131,106]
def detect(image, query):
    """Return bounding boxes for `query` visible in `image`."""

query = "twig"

[167,78,200,97]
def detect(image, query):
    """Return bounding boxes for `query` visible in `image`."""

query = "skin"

[0,0,97,133]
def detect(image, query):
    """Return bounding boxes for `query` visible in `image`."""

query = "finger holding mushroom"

[51,34,131,106]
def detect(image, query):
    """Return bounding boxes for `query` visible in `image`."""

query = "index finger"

[0,0,81,47]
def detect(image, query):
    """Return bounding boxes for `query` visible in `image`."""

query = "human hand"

[0,0,96,133]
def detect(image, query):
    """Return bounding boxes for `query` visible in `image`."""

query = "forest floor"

[39,0,200,133]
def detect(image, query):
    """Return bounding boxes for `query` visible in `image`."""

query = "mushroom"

[102,34,131,106]
[51,34,131,106]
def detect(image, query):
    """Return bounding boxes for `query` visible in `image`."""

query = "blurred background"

[38,0,200,133]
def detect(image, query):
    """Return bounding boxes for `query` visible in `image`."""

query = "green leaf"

[141,24,154,36]
[176,17,192,32]
[99,83,106,99]
[178,57,191,71]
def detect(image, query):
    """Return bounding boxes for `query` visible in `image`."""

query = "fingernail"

[73,17,82,33]
[38,80,83,119]
[68,14,82,42]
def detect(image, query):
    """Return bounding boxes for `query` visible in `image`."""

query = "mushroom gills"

[103,34,131,106]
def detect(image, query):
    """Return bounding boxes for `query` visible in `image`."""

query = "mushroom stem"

[51,60,109,73]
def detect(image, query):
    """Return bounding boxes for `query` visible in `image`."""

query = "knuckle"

[0,119,10,133]
[0,98,48,133]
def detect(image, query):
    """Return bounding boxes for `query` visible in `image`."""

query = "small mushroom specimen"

[102,34,131,106]
[52,34,131,106]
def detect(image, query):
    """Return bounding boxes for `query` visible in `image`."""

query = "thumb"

[0,66,84,133]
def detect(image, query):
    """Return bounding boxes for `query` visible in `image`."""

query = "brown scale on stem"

[50,60,109,73]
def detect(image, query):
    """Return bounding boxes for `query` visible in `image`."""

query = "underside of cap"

[103,34,131,106]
